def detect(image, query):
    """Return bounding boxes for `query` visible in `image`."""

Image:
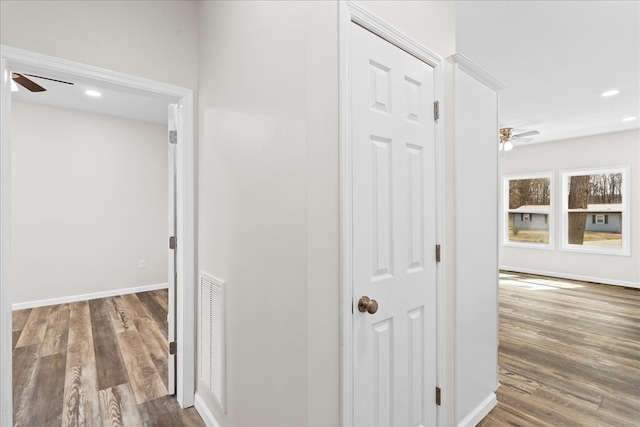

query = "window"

[561,167,629,255]
[503,173,553,248]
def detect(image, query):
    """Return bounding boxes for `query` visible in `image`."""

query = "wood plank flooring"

[478,272,640,427]
[12,289,204,427]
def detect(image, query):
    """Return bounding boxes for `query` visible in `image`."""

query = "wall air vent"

[198,272,226,412]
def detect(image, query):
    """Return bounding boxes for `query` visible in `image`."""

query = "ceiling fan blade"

[513,130,539,138]
[12,73,46,92]
[23,73,74,86]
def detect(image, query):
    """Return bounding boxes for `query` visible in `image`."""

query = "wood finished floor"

[478,272,640,427]
[12,289,204,427]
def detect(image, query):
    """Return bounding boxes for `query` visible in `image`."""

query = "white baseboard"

[11,282,169,311]
[500,266,640,289]
[195,392,221,427]
[458,392,497,427]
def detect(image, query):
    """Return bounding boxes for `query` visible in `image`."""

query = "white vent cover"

[199,272,226,412]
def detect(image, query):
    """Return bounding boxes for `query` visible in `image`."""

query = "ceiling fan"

[11,72,74,92]
[499,127,539,151]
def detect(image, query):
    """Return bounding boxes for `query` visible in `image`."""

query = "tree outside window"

[563,168,628,255]
[504,174,552,247]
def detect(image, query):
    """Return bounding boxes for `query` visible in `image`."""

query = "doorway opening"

[0,45,195,426]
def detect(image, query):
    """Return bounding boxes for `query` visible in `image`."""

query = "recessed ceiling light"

[601,89,620,97]
[622,116,637,122]
[85,90,102,97]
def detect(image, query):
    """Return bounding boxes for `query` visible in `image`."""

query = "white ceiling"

[11,63,170,125]
[456,0,640,145]
[11,1,640,142]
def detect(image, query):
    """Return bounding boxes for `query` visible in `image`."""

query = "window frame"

[560,166,630,256]
[502,172,554,250]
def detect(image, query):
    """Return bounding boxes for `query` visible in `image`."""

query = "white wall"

[11,101,167,304]
[499,129,640,287]
[0,0,198,89]
[197,2,338,425]
[453,60,500,426]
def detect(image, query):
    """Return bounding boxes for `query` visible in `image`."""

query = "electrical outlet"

[139,259,146,269]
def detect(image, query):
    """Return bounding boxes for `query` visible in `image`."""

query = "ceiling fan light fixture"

[601,89,620,97]
[622,116,637,122]
[499,127,539,151]
[503,140,514,151]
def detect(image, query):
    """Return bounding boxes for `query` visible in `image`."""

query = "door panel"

[351,22,437,427]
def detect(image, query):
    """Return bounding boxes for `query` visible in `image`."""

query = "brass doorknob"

[358,296,378,314]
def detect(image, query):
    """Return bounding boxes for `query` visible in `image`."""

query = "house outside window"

[503,173,553,248]
[561,167,629,255]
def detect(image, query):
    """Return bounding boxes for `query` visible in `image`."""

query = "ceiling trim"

[450,53,504,92]
[346,1,444,68]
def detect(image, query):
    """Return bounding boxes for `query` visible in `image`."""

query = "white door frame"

[338,2,447,425]
[0,45,196,426]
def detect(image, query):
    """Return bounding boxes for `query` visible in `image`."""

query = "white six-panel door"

[351,22,438,427]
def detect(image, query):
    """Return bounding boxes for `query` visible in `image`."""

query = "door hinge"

[169,130,178,144]
[433,100,440,120]
[169,341,177,355]
[169,236,176,250]
[435,386,442,406]
[435,244,441,263]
